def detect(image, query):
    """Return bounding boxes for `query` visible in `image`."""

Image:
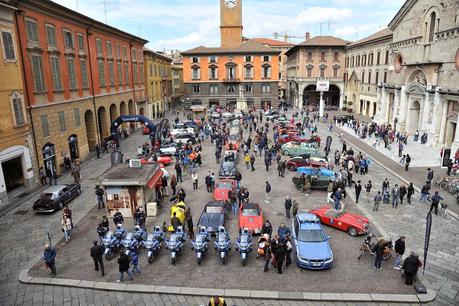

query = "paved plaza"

[0,111,458,306]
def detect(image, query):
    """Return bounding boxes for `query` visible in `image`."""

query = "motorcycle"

[102,227,125,260]
[122,232,140,256]
[236,229,253,265]
[191,228,209,265]
[357,233,393,261]
[144,233,161,264]
[132,227,147,249]
[214,227,231,265]
[165,227,186,265]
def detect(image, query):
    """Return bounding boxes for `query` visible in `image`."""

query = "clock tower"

[220,0,243,48]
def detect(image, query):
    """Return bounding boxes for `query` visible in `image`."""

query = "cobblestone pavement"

[0,111,456,305]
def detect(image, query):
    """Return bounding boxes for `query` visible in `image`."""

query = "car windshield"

[229,135,238,140]
[298,229,327,242]
[222,162,234,168]
[242,208,259,216]
[40,193,54,200]
[206,206,224,214]
[217,181,233,189]
[176,134,191,139]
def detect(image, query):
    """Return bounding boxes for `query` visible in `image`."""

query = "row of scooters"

[100,224,254,266]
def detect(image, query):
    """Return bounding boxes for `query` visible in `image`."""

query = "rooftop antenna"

[327,19,331,34]
[355,26,359,39]
[103,0,108,24]
[319,23,323,35]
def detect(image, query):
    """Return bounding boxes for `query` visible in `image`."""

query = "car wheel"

[58,202,64,210]
[77,188,81,195]
[347,227,358,236]
[287,164,296,171]
[283,150,289,155]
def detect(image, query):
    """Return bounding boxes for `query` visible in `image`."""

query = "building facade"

[0,0,37,204]
[249,38,294,102]
[15,0,147,175]
[144,49,172,118]
[182,0,280,109]
[344,28,393,118]
[286,35,349,110]
[171,63,184,107]
[381,0,459,150]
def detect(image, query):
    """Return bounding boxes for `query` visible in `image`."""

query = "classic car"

[219,160,237,179]
[170,127,195,137]
[234,110,244,119]
[168,201,186,232]
[297,167,334,177]
[140,156,173,166]
[211,112,221,119]
[183,120,198,130]
[277,133,310,144]
[265,110,280,120]
[213,179,237,201]
[198,201,227,235]
[286,156,328,171]
[310,206,369,236]
[292,213,333,270]
[292,169,345,191]
[281,142,320,157]
[238,203,263,234]
[33,184,81,212]
[173,133,197,145]
[222,112,234,120]
[159,143,178,156]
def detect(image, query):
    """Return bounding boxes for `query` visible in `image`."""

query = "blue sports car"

[291,213,333,270]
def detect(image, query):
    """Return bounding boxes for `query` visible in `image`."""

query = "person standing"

[372,240,385,270]
[391,184,400,208]
[90,240,104,276]
[420,182,430,203]
[427,168,434,185]
[250,152,256,171]
[275,240,286,274]
[382,178,390,193]
[95,186,105,209]
[170,174,177,196]
[46,167,53,186]
[113,209,124,225]
[414,130,419,142]
[430,191,444,215]
[39,166,47,186]
[355,180,362,204]
[62,215,72,243]
[284,235,293,269]
[117,252,133,282]
[402,252,422,285]
[326,180,334,204]
[175,163,182,183]
[95,143,100,159]
[292,199,299,218]
[130,250,141,274]
[407,183,414,204]
[399,184,407,205]
[264,181,271,204]
[284,196,292,219]
[394,236,405,270]
[205,172,212,192]
[43,244,56,277]
[364,180,372,203]
[334,188,342,210]
[373,191,382,212]
[192,171,198,190]
[398,142,403,157]
[405,154,411,171]
[186,212,194,239]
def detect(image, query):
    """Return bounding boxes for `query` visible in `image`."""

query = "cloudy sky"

[55,0,405,51]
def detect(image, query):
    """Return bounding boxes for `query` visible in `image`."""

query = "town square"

[0,0,458,305]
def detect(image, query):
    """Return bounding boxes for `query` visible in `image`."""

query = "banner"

[316,80,330,92]
[423,212,432,275]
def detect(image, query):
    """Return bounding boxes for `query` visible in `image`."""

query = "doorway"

[68,135,79,161]
[1,157,24,192]
[84,110,96,150]
[42,143,56,175]
[407,100,421,133]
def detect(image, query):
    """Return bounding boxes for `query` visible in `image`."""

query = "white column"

[319,92,324,117]
[421,92,431,132]
[380,88,387,124]
[298,93,303,109]
[452,113,459,154]
[429,90,442,146]
[393,89,400,125]
[439,99,448,144]
[399,86,407,131]
[339,92,344,110]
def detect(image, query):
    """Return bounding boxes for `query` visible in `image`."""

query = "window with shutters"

[117,62,122,85]
[115,44,120,59]
[139,64,144,83]
[108,61,115,86]
[307,52,313,61]
[209,56,217,63]
[192,85,200,94]
[333,67,339,77]
[209,67,218,80]
[209,84,218,95]
[25,19,39,43]
[122,46,127,60]
[11,93,25,125]
[96,39,103,56]
[375,71,379,84]
[361,71,365,83]
[245,66,253,79]
[262,84,271,94]
[66,58,77,90]
[149,64,153,76]
[320,67,325,78]
[334,52,339,61]
[77,33,84,50]
[58,111,66,132]
[244,84,252,93]
[106,41,113,58]
[124,63,129,84]
[133,65,138,83]
[63,30,74,49]
[49,56,62,91]
[30,54,46,93]
[245,56,252,62]
[98,61,105,87]
[45,25,56,47]
[263,55,271,62]
[40,115,50,137]
[307,67,312,77]
[80,60,89,89]
[376,51,381,65]
[262,66,271,79]
[227,85,235,93]
[192,57,199,64]
[132,48,137,62]
[385,50,389,64]
[192,68,200,80]
[368,71,372,84]
[383,71,387,83]
[74,108,80,127]
[320,52,326,61]
[1,31,16,61]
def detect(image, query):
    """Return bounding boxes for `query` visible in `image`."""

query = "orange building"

[182,0,280,109]
[14,0,147,174]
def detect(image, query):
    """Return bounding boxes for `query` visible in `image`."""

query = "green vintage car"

[281,141,320,157]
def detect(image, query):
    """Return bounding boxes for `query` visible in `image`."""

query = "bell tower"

[220,0,243,48]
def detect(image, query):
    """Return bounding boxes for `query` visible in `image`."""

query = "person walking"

[90,240,104,276]
[407,183,414,204]
[364,180,372,203]
[427,168,434,185]
[62,215,72,243]
[402,252,422,285]
[394,236,405,270]
[186,212,194,239]
[334,188,342,210]
[95,143,100,159]
[205,172,212,193]
[284,196,292,219]
[117,253,133,282]
[130,250,141,274]
[420,183,430,203]
[373,191,382,212]
[292,199,299,218]
[382,178,390,193]
[275,240,286,274]
[43,244,56,277]
[39,166,47,186]
[372,239,385,270]
[46,167,53,186]
[175,163,183,183]
[399,184,407,205]
[355,180,362,204]
[250,152,256,171]
[430,191,444,215]
[405,154,411,171]
[170,174,177,195]
[326,180,334,204]
[192,171,198,190]
[264,181,271,203]
[284,234,293,268]
[95,186,105,209]
[113,209,124,225]
[391,184,400,208]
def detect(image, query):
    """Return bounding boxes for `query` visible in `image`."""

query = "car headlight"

[324,257,333,263]
[299,256,309,263]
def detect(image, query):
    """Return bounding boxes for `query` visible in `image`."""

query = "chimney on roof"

[305,32,310,40]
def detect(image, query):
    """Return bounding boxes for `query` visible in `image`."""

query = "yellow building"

[0,1,37,204]
[171,63,184,107]
[143,48,173,118]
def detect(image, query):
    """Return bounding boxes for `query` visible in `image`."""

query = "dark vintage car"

[286,156,329,171]
[219,160,237,178]
[198,201,227,235]
[33,184,81,212]
[292,171,346,191]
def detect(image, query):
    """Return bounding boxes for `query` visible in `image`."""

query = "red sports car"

[310,206,369,236]
[278,132,310,144]
[238,203,263,234]
[140,156,173,166]
[143,125,150,135]
[213,179,237,201]
[286,156,328,171]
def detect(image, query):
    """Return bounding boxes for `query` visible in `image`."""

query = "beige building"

[286,34,349,110]
[171,63,184,107]
[382,0,459,150]
[344,28,393,118]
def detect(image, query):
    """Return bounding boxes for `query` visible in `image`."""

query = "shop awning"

[190,105,206,112]
[147,169,163,189]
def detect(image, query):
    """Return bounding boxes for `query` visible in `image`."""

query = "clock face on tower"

[225,0,237,8]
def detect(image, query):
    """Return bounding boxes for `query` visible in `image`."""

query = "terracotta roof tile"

[182,40,281,55]
[249,38,294,47]
[297,36,351,47]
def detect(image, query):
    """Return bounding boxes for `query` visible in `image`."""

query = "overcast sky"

[55,0,405,51]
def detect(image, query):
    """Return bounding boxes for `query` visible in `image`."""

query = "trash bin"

[146,202,157,217]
